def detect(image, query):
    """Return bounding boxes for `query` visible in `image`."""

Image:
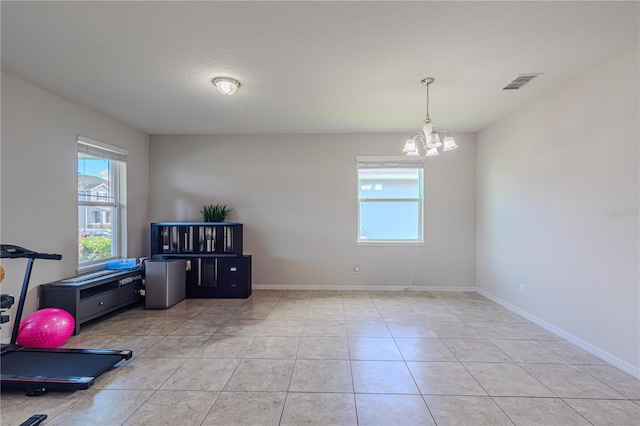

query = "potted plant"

[200,204,233,222]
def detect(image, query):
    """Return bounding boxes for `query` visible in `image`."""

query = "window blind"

[355,156,424,169]
[78,136,128,162]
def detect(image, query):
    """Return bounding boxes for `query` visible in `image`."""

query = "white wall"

[0,73,150,340]
[476,46,639,372]
[149,133,476,289]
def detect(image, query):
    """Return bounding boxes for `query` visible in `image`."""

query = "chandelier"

[402,77,458,157]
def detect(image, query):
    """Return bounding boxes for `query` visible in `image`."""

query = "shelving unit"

[151,222,251,298]
[39,268,144,335]
[151,222,243,256]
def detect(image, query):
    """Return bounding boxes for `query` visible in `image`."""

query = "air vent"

[502,73,542,90]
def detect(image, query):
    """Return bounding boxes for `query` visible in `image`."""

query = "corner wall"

[149,133,476,289]
[0,73,150,340]
[476,46,639,372]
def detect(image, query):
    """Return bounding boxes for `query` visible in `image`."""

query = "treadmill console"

[0,244,61,260]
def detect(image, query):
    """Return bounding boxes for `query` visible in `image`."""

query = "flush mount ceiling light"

[402,77,458,157]
[212,77,240,96]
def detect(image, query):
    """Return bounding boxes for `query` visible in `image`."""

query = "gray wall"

[476,46,639,370]
[149,133,476,289]
[0,73,150,340]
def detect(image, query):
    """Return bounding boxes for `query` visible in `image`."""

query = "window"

[78,136,127,269]
[356,156,425,245]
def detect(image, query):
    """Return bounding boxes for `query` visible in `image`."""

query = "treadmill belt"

[1,350,123,378]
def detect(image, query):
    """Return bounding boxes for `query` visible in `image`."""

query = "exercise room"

[1,1,638,425]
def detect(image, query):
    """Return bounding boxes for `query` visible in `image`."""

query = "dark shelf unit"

[151,222,252,298]
[39,268,144,335]
[184,256,252,298]
[151,221,243,256]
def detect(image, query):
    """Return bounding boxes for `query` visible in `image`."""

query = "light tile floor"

[2,290,639,425]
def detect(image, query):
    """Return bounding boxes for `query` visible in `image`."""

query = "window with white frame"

[78,136,127,268]
[356,156,425,245]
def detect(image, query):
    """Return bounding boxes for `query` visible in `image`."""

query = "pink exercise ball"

[17,308,75,348]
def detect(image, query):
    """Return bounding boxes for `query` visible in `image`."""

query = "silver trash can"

[145,259,186,309]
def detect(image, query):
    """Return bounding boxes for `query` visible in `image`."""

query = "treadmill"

[1,244,132,396]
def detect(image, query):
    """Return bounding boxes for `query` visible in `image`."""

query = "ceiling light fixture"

[212,77,240,96]
[402,77,457,157]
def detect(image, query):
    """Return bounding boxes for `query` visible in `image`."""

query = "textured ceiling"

[1,1,638,135]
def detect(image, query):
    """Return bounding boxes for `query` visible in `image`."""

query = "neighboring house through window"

[356,156,425,245]
[78,136,128,269]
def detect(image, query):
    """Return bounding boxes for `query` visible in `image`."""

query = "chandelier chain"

[422,78,433,124]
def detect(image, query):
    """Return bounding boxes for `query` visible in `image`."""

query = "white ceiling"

[1,1,638,135]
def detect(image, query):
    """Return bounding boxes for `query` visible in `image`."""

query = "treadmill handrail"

[1,244,61,260]
[0,244,62,344]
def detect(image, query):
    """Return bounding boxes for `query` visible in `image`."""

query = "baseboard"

[475,288,640,379]
[252,284,476,292]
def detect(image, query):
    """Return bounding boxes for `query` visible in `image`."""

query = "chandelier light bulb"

[402,139,417,153]
[443,136,458,152]
[425,147,440,157]
[426,132,442,149]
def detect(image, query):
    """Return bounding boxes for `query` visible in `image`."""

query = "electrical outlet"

[519,285,525,294]
[354,266,360,273]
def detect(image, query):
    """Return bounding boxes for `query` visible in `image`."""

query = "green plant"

[201,203,233,222]
[79,236,112,262]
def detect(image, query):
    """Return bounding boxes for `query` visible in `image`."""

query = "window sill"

[77,265,107,275]
[77,258,117,275]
